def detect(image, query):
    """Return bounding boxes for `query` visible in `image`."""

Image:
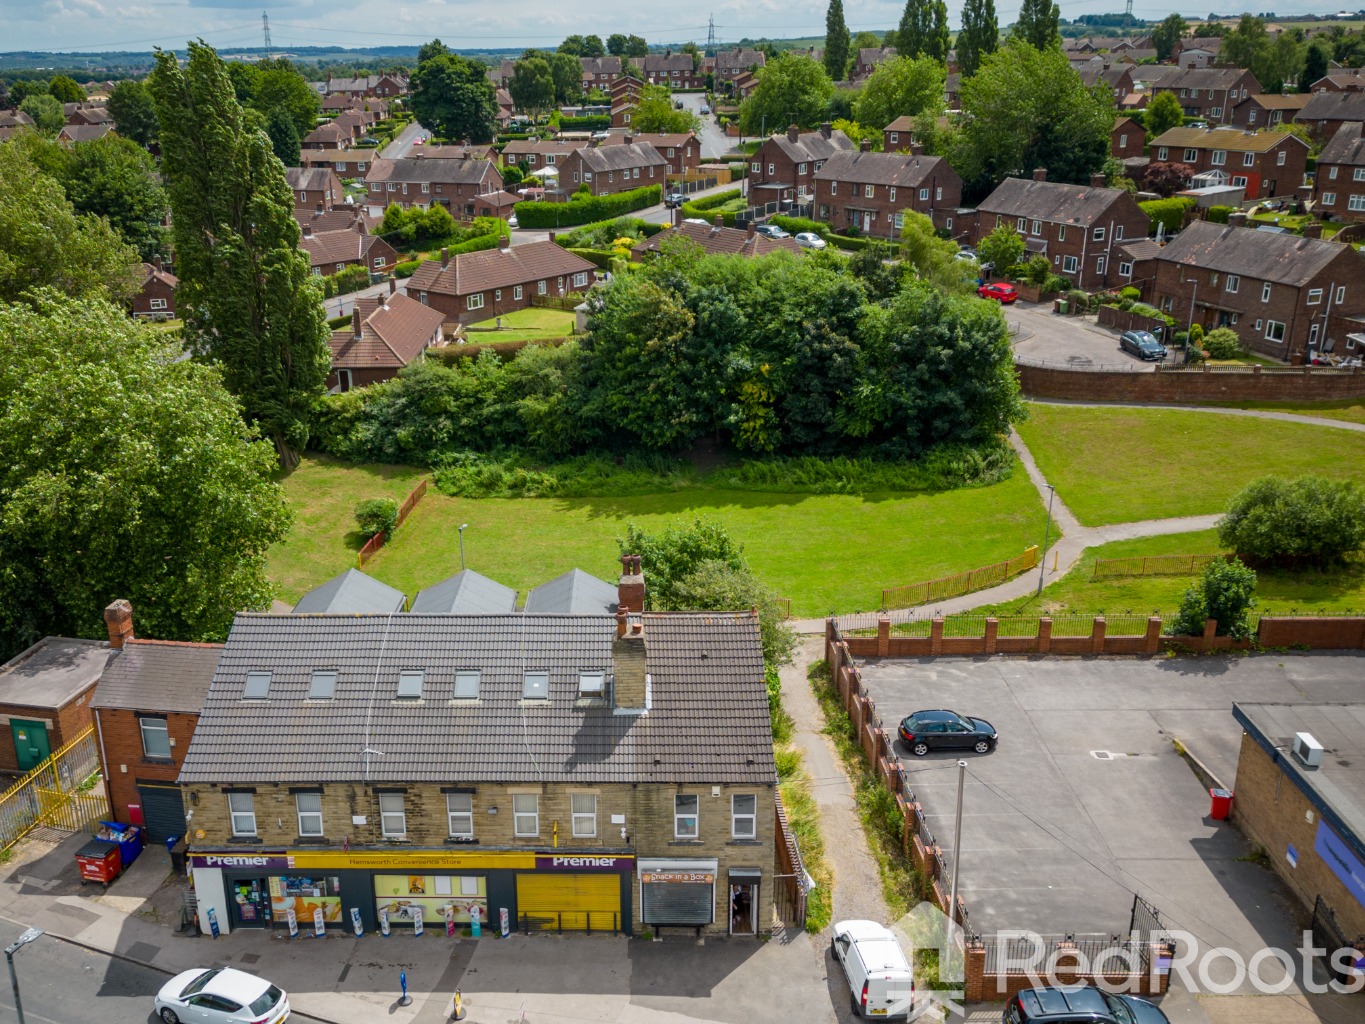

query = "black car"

[898,709,997,756]
[664,192,685,209]
[1119,330,1167,362]
[1004,986,1170,1024]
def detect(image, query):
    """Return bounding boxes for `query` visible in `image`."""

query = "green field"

[464,307,576,343]
[1016,404,1365,527]
[980,530,1365,618]
[266,455,1048,615]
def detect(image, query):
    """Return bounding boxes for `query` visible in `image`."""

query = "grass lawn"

[322,465,1048,617]
[1017,404,1365,526]
[1208,399,1365,426]
[464,307,576,343]
[267,455,428,603]
[979,530,1365,618]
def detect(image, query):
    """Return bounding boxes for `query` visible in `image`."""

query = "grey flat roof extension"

[0,637,111,709]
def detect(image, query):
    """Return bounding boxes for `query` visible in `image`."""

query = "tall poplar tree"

[1013,0,1061,52]
[957,0,999,76]
[825,0,852,80]
[928,0,952,62]
[149,42,331,465]
[897,0,932,57]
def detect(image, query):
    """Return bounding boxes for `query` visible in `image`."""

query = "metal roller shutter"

[641,881,713,926]
[516,873,621,932]
[136,783,186,843]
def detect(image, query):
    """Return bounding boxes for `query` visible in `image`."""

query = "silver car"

[794,231,827,250]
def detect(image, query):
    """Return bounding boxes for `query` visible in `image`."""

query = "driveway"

[1011,303,1170,372]
[676,92,733,162]
[856,653,1363,992]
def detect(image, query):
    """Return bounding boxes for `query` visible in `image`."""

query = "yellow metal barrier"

[882,546,1040,610]
[0,726,106,852]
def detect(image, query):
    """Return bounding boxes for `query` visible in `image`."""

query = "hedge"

[394,259,421,278]
[320,264,371,298]
[771,214,828,237]
[682,188,742,213]
[327,313,352,329]
[559,115,611,131]
[427,337,571,363]
[567,247,617,269]
[513,185,662,228]
[551,218,667,248]
[1140,196,1194,234]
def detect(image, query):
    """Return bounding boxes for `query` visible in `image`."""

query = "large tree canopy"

[1012,0,1061,51]
[739,53,836,135]
[150,41,332,461]
[107,79,159,147]
[852,55,946,131]
[0,291,290,661]
[956,0,999,76]
[410,52,500,143]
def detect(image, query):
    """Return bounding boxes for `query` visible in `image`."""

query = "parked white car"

[830,919,915,1019]
[155,968,289,1024]
[794,231,827,250]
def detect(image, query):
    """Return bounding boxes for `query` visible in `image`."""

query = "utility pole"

[706,15,717,57]
[948,762,966,939]
[262,12,273,60]
[1036,485,1056,596]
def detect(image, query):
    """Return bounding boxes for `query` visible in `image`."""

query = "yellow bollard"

[452,989,464,1020]
[1052,551,1059,572]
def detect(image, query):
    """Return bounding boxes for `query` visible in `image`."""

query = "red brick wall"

[1018,363,1365,402]
[96,708,198,825]
[0,691,95,774]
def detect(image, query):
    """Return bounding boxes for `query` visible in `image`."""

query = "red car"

[978,282,1019,304]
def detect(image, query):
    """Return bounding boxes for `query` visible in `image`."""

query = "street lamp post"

[5,927,43,1024]
[947,761,967,937]
[1036,485,1056,596]
[458,523,469,571]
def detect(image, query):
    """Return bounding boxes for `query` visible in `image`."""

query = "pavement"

[1011,304,1168,372]
[855,653,1364,994]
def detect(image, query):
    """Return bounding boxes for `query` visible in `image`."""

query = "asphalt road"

[676,92,732,162]
[381,120,426,160]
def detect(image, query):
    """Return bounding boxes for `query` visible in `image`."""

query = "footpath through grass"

[979,530,1365,617]
[1017,404,1365,526]
[1208,399,1365,427]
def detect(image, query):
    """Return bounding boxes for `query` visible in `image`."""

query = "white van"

[831,919,916,1019]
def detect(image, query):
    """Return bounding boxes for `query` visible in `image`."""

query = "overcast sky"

[6,0,1342,57]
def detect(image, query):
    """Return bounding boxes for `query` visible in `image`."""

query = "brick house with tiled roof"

[501,138,591,171]
[1152,221,1365,363]
[1308,68,1365,92]
[300,223,398,277]
[581,56,624,89]
[301,121,351,151]
[408,238,597,325]
[749,123,853,205]
[1297,90,1365,144]
[301,148,379,177]
[286,166,343,210]
[555,140,666,199]
[813,144,964,235]
[632,51,702,89]
[1078,65,1134,103]
[363,156,504,219]
[132,260,178,320]
[1149,67,1261,125]
[854,47,896,80]
[714,48,766,87]
[57,123,113,144]
[1149,126,1308,199]
[600,132,699,176]
[633,217,802,260]
[1314,122,1365,224]
[1229,93,1312,130]
[1111,116,1145,162]
[882,116,920,153]
[179,566,776,939]
[973,171,1151,291]
[0,110,34,142]
[328,289,445,391]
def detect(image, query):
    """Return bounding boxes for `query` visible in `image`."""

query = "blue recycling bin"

[97,821,144,868]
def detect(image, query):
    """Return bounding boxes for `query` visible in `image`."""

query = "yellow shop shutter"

[516,872,620,932]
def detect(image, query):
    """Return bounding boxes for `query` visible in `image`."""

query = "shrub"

[568,247,616,268]
[1140,196,1195,234]
[553,216,665,249]
[1171,330,1189,346]
[320,264,372,298]
[1043,274,1072,294]
[1118,298,1135,311]
[771,215,829,237]
[1119,286,1141,301]
[1170,557,1257,640]
[558,114,611,131]
[1066,289,1088,311]
[327,313,352,329]
[513,184,662,228]
[978,223,1026,274]
[1188,323,1204,345]
[1206,205,1234,224]
[1129,302,1175,326]
[354,498,399,541]
[394,259,420,278]
[1218,476,1365,568]
[1203,327,1242,359]
[1018,255,1052,287]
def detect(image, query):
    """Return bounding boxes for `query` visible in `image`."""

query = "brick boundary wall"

[1097,305,1171,338]
[1017,362,1365,403]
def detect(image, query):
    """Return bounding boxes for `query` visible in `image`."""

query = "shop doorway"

[230,878,270,927]
[729,882,757,935]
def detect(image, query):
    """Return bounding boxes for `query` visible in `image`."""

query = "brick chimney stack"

[820,122,832,140]
[747,219,756,239]
[617,554,645,613]
[612,618,647,709]
[786,124,799,142]
[153,256,163,272]
[498,232,510,250]
[1091,173,1107,188]
[389,278,397,295]
[352,307,362,339]
[302,224,313,237]
[712,214,723,232]
[860,138,872,152]
[1033,167,1048,182]
[441,247,450,267]
[104,600,134,650]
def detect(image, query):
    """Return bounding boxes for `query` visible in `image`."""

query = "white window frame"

[149,298,167,311]
[1184,148,1198,162]
[889,187,896,202]
[731,794,757,838]
[1277,150,1286,166]
[1322,192,1337,206]
[1157,147,1168,161]
[830,181,838,195]
[378,793,406,837]
[421,182,430,193]
[1349,195,1365,212]
[1092,227,1106,241]
[1211,150,1226,166]
[1016,217,1026,232]
[537,280,547,296]
[1336,286,1346,304]
[140,717,171,759]
[864,184,875,198]
[1063,255,1078,274]
[1096,256,1106,274]
[920,188,930,201]
[1119,261,1133,278]
[1226,274,1239,294]
[513,794,539,836]
[513,285,523,300]
[1265,320,1286,343]
[1354,168,1365,182]
[1244,152,1256,167]
[467,293,484,311]
[1308,288,1323,305]
[296,792,324,837]
[573,272,588,288]
[750,161,760,173]
[571,794,597,837]
[674,794,699,838]
[447,793,474,838]
[1262,281,1272,303]
[228,792,256,837]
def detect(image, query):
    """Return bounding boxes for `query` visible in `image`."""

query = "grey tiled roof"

[524,569,618,614]
[1320,122,1365,168]
[411,570,518,614]
[178,612,774,785]
[0,637,111,709]
[1156,221,1356,288]
[293,569,406,614]
[976,176,1128,226]
[91,640,223,714]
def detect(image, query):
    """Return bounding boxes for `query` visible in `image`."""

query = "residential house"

[322,73,407,99]
[286,166,344,211]
[301,121,352,151]
[555,139,667,199]
[1230,93,1312,130]
[1307,67,1365,92]
[495,88,515,129]
[408,238,597,326]
[1079,65,1135,103]
[132,259,177,320]
[1152,220,1365,362]
[363,156,505,219]
[733,70,759,100]
[1111,116,1145,162]
[0,110,34,142]
[1129,64,1178,90]
[0,635,110,775]
[180,589,776,938]
[328,289,445,391]
[813,144,964,235]
[883,116,919,153]
[486,60,516,89]
[972,171,1151,291]
[749,123,854,206]
[610,78,643,128]
[854,47,897,80]
[294,203,377,235]
[1117,91,1149,113]
[331,108,380,139]
[633,217,803,260]
[320,95,390,116]
[581,56,624,90]
[422,143,499,163]
[65,105,112,127]
[1148,126,1308,199]
[945,72,962,108]
[501,138,591,171]
[633,52,702,89]
[1112,238,1164,299]
[302,148,378,177]
[1297,90,1365,143]
[1170,37,1223,68]
[57,123,114,144]
[90,600,221,842]
[714,48,766,88]
[300,222,399,278]
[1314,121,1365,223]
[601,132,699,176]
[1149,67,1261,125]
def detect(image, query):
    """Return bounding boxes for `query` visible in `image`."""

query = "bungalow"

[294,203,377,235]
[57,123,114,144]
[65,105,112,127]
[328,288,445,391]
[1307,67,1365,92]
[408,238,597,326]
[972,171,1151,291]
[300,222,399,278]
[285,166,343,211]
[1152,221,1365,363]
[1148,125,1308,199]
[813,144,964,236]
[633,217,802,260]
[554,140,667,199]
[364,156,505,219]
[749,123,854,206]
[132,259,177,320]
[1314,121,1365,224]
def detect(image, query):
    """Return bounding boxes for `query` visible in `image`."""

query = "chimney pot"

[303,224,312,237]
[498,232,510,250]
[616,606,628,639]
[104,600,134,650]
[617,553,646,613]
[747,219,756,238]
[1033,167,1048,182]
